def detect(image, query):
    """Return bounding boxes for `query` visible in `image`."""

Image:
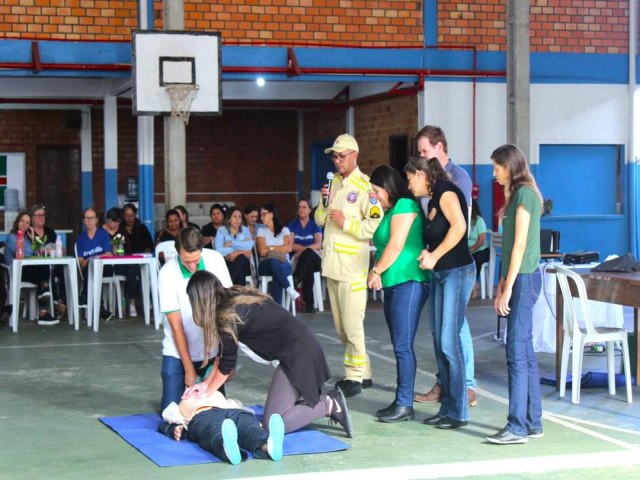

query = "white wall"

[530,83,629,164]
[421,81,629,166]
[422,81,506,166]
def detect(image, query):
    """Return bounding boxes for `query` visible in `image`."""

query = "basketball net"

[165,84,199,125]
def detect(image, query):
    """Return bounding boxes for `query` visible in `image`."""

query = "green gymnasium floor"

[1,297,639,480]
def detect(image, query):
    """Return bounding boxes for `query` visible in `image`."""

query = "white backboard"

[132,31,222,116]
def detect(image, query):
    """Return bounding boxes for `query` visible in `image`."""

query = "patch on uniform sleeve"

[369,205,381,218]
[369,192,378,204]
[347,191,358,203]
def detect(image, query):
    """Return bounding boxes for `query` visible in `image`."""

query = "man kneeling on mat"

[158,389,284,465]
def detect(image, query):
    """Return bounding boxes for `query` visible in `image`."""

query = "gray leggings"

[263,366,329,433]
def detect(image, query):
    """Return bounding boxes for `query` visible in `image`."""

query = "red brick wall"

[438,0,629,53]
[0,0,424,47]
[354,94,418,173]
[302,94,419,180]
[0,109,80,203]
[0,107,306,224]
[184,110,300,221]
[0,1,629,53]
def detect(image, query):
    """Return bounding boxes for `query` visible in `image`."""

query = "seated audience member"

[214,206,254,286]
[27,203,67,316]
[76,207,114,321]
[102,207,123,238]
[243,203,265,240]
[202,203,226,249]
[156,209,182,244]
[156,209,182,265]
[159,392,285,465]
[174,205,200,231]
[3,211,57,325]
[469,199,490,299]
[287,198,322,313]
[255,203,299,304]
[100,206,140,318]
[121,203,153,254]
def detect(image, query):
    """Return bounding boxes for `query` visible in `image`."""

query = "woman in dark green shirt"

[486,144,544,445]
[366,166,431,423]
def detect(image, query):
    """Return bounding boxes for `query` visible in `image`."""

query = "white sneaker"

[286,286,300,301]
[128,304,138,317]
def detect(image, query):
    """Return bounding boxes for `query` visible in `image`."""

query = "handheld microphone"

[324,172,334,208]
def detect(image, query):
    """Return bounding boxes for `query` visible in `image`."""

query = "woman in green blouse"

[366,165,431,423]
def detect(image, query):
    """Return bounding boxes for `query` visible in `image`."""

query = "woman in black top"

[405,156,475,430]
[181,270,352,437]
[121,203,153,254]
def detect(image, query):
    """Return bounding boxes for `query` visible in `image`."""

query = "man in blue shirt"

[413,125,477,408]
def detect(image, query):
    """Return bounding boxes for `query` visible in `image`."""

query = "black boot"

[379,405,414,423]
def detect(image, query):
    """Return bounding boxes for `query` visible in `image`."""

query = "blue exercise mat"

[99,405,349,467]
[540,371,635,387]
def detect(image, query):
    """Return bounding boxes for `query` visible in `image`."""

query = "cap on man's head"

[324,134,359,154]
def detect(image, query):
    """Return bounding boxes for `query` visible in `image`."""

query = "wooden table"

[555,269,640,387]
[87,255,160,332]
[10,257,80,333]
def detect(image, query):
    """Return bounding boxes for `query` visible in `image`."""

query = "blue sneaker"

[221,419,242,465]
[267,414,285,461]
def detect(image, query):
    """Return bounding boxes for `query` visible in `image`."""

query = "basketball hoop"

[165,84,200,125]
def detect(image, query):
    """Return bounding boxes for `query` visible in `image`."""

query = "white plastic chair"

[1,263,38,321]
[74,244,126,325]
[312,271,324,312]
[259,274,296,315]
[154,241,178,270]
[555,265,633,404]
[487,231,502,300]
[479,262,490,299]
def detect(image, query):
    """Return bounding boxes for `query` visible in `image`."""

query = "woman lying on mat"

[158,390,285,465]
[181,270,353,438]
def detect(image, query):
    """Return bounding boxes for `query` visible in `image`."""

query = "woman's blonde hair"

[186,270,269,367]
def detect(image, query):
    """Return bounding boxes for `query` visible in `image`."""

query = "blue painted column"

[103,95,118,211]
[138,116,155,237]
[424,0,438,46]
[136,0,156,236]
[80,110,93,210]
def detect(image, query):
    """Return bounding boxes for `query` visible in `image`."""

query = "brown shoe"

[414,383,442,403]
[468,388,478,407]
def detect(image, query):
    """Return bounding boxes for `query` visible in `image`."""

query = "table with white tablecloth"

[531,262,624,353]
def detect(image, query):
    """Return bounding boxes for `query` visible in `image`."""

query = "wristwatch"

[372,266,380,276]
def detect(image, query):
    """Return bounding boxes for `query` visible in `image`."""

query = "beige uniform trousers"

[327,277,371,382]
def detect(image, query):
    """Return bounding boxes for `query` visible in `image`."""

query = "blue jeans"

[430,263,475,421]
[160,355,215,410]
[258,258,293,304]
[383,281,429,407]
[505,270,542,436]
[187,408,269,461]
[429,295,477,388]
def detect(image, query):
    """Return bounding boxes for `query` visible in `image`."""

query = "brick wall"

[184,110,300,221]
[0,109,80,202]
[0,0,424,46]
[303,94,419,180]
[0,1,628,53]
[354,94,418,173]
[0,106,307,225]
[438,0,629,53]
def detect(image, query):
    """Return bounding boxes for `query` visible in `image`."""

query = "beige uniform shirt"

[315,166,383,289]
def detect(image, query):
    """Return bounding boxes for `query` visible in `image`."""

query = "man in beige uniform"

[315,133,382,397]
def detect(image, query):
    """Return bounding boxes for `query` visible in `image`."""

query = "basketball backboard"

[132,30,221,116]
